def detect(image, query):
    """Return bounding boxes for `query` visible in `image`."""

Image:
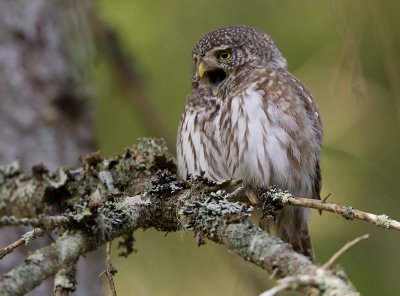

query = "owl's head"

[192,25,287,96]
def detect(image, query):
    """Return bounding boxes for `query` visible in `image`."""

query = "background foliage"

[91,1,400,295]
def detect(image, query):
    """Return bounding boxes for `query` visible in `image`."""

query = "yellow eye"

[218,51,231,60]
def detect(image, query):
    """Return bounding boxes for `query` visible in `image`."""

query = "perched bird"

[176,25,322,261]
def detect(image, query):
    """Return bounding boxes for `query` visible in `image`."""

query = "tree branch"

[0,232,95,296]
[0,228,49,260]
[322,234,370,270]
[260,188,400,231]
[0,138,377,295]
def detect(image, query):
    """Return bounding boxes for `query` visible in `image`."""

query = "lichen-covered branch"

[0,232,95,296]
[54,266,77,295]
[0,139,359,295]
[0,228,49,260]
[261,189,400,231]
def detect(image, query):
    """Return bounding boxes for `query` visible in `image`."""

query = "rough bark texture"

[0,0,103,295]
[0,139,358,296]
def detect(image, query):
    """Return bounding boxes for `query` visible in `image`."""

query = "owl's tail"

[276,206,315,262]
[249,190,315,262]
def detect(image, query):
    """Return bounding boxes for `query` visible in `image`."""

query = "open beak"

[197,60,226,96]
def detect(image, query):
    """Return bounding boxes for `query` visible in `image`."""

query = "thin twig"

[323,234,370,269]
[259,281,291,296]
[319,193,332,215]
[269,268,278,280]
[270,191,400,231]
[0,215,69,228]
[0,228,48,259]
[259,275,320,296]
[54,286,69,296]
[99,242,118,296]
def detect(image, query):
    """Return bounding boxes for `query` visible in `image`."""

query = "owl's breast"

[177,100,229,181]
[219,81,318,196]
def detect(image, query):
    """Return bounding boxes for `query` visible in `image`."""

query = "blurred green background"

[91,0,400,295]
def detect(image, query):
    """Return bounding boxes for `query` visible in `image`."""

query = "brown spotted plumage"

[176,25,323,261]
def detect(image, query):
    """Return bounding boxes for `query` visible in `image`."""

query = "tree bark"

[0,0,103,294]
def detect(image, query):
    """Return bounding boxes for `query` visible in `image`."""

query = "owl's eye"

[217,50,231,61]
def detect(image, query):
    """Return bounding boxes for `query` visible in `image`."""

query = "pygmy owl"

[176,25,322,261]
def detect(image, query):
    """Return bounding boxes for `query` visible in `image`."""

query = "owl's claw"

[205,178,242,192]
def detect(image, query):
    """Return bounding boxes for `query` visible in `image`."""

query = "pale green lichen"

[119,196,145,223]
[27,252,45,263]
[375,214,390,228]
[89,188,102,204]
[98,170,120,195]
[15,182,37,204]
[0,161,20,177]
[179,190,252,241]
[54,273,75,290]
[21,229,39,245]
[54,267,76,291]
[0,215,18,225]
[0,162,23,211]
[71,207,92,222]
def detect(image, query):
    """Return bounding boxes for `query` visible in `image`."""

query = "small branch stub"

[323,234,370,270]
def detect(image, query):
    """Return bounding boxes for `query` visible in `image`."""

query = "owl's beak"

[211,84,221,96]
[198,61,208,78]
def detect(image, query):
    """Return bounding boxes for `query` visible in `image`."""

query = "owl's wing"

[313,161,322,201]
[287,73,323,201]
[267,72,322,260]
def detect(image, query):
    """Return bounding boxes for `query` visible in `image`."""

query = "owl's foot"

[204,178,242,193]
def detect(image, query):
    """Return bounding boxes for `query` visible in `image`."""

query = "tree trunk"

[0,0,104,294]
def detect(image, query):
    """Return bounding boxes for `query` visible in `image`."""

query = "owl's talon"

[215,178,242,187]
[205,178,242,193]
